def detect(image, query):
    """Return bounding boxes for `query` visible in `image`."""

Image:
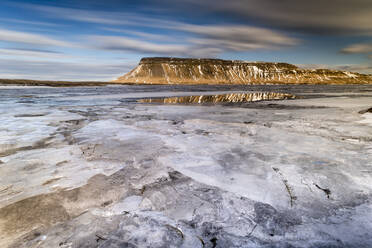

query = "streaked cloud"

[0,17,62,27]
[341,43,372,54]
[90,36,190,54]
[0,48,72,59]
[100,28,178,41]
[332,64,372,75]
[300,63,372,75]
[0,58,135,81]
[91,24,298,56]
[181,24,299,50]
[90,34,222,57]
[169,0,372,35]
[1,0,370,79]
[12,2,300,56]
[16,4,124,25]
[0,28,74,47]
[20,3,181,28]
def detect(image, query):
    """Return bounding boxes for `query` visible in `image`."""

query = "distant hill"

[113,57,372,85]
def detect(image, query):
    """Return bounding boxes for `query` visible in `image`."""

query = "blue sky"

[0,0,371,81]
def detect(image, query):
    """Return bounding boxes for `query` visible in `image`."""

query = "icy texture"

[0,85,372,247]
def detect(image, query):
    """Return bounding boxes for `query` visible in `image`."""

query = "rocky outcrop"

[113,57,372,85]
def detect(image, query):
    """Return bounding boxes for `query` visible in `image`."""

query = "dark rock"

[358,107,372,114]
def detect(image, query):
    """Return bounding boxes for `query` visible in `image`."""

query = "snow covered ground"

[0,85,371,247]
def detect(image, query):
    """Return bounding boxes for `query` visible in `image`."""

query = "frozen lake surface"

[0,84,372,247]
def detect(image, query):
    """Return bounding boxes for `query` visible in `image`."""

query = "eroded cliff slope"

[114,57,372,84]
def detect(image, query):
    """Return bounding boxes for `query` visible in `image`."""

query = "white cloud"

[0,58,135,81]
[90,24,298,57]
[299,63,372,75]
[0,17,62,27]
[181,24,299,50]
[14,2,299,57]
[171,0,372,35]
[341,43,372,54]
[90,35,190,54]
[101,28,179,41]
[0,28,74,47]
[333,64,372,75]
[21,3,182,28]
[0,48,73,59]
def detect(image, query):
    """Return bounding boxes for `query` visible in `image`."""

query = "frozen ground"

[0,84,371,248]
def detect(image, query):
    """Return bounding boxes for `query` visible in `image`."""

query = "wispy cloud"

[181,24,299,50]
[20,3,181,28]
[167,0,372,35]
[91,24,299,57]
[332,64,372,75]
[15,4,124,25]
[90,35,190,54]
[5,0,369,78]
[0,28,75,47]
[100,27,179,41]
[300,63,372,75]
[341,43,372,54]
[16,2,299,57]
[341,43,372,62]
[0,58,135,81]
[0,48,73,59]
[0,17,62,27]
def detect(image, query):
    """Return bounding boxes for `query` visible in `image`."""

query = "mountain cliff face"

[113,57,372,84]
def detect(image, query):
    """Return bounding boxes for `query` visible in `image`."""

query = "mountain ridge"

[113,57,372,85]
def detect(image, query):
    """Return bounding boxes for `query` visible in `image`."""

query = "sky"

[0,0,371,81]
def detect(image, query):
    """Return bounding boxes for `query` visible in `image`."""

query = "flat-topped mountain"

[113,57,372,85]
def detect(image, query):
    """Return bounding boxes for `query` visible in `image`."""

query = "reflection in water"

[138,92,296,104]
